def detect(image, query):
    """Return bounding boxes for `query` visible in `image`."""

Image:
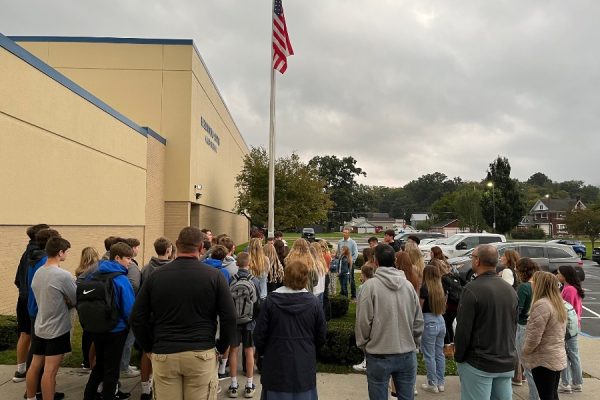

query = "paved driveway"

[581,260,600,337]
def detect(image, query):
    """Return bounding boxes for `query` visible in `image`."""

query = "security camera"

[195,193,202,200]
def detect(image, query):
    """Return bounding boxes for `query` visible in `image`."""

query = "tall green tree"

[235,147,333,229]
[308,155,366,231]
[481,156,526,234]
[453,185,487,232]
[526,172,552,187]
[566,205,600,248]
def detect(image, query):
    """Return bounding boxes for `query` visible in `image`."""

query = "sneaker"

[352,359,367,372]
[244,384,256,398]
[414,385,418,395]
[120,367,141,378]
[572,384,582,392]
[13,370,26,383]
[228,384,239,398]
[420,383,439,393]
[512,379,523,386]
[218,372,230,381]
[116,391,131,399]
[438,385,445,392]
[140,392,152,400]
[558,384,573,393]
[218,386,222,394]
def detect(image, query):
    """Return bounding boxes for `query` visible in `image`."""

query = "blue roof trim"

[0,33,167,144]
[8,36,193,46]
[144,127,167,145]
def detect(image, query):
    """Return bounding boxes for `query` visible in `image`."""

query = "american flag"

[272,0,294,74]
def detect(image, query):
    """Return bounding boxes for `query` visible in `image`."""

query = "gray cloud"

[2,0,600,186]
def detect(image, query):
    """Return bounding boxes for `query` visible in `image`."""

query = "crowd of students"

[12,224,586,400]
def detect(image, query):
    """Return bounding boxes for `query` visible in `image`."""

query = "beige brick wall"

[164,202,190,246]
[0,225,144,316]
[143,137,166,261]
[198,206,249,247]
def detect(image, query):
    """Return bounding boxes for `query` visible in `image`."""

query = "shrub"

[354,254,364,268]
[0,315,18,350]
[329,296,349,319]
[317,322,363,365]
[511,228,546,240]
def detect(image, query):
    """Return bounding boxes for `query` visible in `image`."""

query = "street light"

[487,181,496,231]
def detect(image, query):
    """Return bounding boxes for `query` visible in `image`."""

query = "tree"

[566,206,600,248]
[308,155,367,231]
[526,172,552,187]
[235,147,333,229]
[453,185,487,232]
[481,156,526,234]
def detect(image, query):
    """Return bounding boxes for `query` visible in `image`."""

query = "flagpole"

[267,0,276,238]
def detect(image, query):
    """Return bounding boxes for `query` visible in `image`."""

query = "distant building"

[430,219,469,237]
[410,213,430,229]
[519,197,586,237]
[344,217,376,234]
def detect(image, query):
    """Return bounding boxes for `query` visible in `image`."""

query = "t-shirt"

[500,268,514,286]
[420,285,432,314]
[31,265,77,339]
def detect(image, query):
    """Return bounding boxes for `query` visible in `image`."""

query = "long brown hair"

[263,243,284,283]
[341,245,353,268]
[422,265,446,315]
[248,238,268,276]
[395,252,420,293]
[75,247,99,277]
[531,271,567,323]
[285,238,316,271]
[310,242,329,275]
[407,247,425,278]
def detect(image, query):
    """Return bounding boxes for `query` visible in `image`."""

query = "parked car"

[393,232,445,246]
[448,242,585,283]
[420,232,507,261]
[593,247,600,264]
[301,227,315,242]
[547,239,587,258]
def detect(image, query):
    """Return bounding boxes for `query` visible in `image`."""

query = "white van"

[420,232,506,260]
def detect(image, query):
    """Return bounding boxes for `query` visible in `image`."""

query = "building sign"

[201,117,220,152]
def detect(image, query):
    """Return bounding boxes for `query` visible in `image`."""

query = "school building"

[0,34,250,314]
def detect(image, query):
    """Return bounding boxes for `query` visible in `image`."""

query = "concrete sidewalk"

[1,336,598,399]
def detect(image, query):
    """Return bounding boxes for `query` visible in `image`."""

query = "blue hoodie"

[95,260,136,333]
[203,258,230,283]
[27,251,47,318]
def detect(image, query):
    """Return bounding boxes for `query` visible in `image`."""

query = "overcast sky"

[2,1,600,187]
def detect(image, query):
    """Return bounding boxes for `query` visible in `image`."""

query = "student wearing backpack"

[26,237,76,400]
[204,245,231,282]
[81,242,136,400]
[227,252,261,398]
[557,265,584,394]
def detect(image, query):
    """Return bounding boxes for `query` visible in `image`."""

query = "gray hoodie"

[222,255,238,278]
[355,266,424,354]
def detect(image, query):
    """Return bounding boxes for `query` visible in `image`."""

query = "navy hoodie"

[254,290,327,393]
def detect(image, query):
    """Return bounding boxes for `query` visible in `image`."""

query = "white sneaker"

[572,384,582,392]
[558,384,572,393]
[352,359,367,372]
[421,383,439,393]
[414,385,418,395]
[120,367,141,378]
[438,385,445,392]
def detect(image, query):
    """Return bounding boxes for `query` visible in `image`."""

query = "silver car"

[449,242,585,283]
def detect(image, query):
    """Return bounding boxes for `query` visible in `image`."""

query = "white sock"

[218,359,227,374]
[141,380,152,394]
[17,362,26,374]
[231,376,238,387]
[27,397,36,400]
[97,382,103,393]
[246,377,253,387]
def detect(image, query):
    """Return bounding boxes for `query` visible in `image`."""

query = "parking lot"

[581,260,600,337]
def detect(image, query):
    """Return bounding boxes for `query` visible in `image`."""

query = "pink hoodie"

[562,284,583,325]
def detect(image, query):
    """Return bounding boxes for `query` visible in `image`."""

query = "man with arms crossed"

[336,228,358,299]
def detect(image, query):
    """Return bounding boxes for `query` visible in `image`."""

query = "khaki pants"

[151,349,218,400]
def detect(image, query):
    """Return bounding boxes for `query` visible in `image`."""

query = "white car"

[420,232,507,260]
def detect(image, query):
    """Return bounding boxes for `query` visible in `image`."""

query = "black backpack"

[76,272,121,333]
[442,272,463,305]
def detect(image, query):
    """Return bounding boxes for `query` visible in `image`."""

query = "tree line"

[235,147,600,237]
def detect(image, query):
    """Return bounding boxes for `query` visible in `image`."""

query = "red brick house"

[519,197,586,237]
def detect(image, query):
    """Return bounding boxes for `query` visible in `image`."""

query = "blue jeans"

[457,362,513,400]
[119,329,136,371]
[366,351,417,400]
[338,274,349,297]
[516,324,538,400]
[421,313,445,386]
[561,335,583,386]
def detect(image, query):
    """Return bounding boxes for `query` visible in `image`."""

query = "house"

[343,217,376,234]
[363,212,402,231]
[519,197,586,237]
[430,219,469,237]
[410,213,430,229]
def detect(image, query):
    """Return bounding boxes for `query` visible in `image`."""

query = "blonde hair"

[75,247,99,277]
[423,265,446,315]
[285,238,316,271]
[310,242,329,275]
[407,247,425,278]
[263,243,284,283]
[531,271,567,323]
[248,238,268,276]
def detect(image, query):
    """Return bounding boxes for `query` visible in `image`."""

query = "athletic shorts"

[16,296,31,334]
[233,324,254,349]
[31,331,71,356]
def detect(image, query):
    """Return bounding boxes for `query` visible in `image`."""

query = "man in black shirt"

[131,227,237,399]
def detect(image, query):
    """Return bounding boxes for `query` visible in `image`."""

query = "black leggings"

[532,366,560,400]
[82,330,93,367]
[443,309,457,344]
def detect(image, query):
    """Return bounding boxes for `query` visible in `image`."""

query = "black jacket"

[454,270,518,373]
[130,256,237,354]
[254,290,327,393]
[14,240,38,298]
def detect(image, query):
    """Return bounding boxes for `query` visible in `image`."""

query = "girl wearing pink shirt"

[557,265,585,394]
